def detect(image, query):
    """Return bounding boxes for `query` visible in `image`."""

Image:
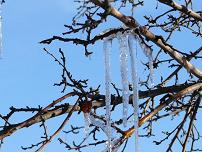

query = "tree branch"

[0,92,75,140]
[122,82,202,142]
[0,82,201,140]
[36,99,79,152]
[158,0,202,22]
[182,96,201,152]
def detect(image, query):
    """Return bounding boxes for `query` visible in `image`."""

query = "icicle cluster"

[117,33,129,128]
[103,38,112,152]
[101,28,155,152]
[128,34,139,152]
[81,100,92,145]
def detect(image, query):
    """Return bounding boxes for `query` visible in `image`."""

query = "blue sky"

[0,0,201,152]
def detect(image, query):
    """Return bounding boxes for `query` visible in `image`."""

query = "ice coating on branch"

[90,115,106,132]
[83,112,91,144]
[128,34,139,152]
[117,33,129,127]
[103,38,112,152]
[0,2,2,57]
[89,115,116,138]
[90,114,117,151]
[90,115,118,152]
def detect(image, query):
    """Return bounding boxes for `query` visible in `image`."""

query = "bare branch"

[158,0,202,21]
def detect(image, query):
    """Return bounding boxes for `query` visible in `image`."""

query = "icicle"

[148,55,154,86]
[0,1,3,58]
[128,34,139,152]
[134,34,154,86]
[83,112,91,144]
[117,33,129,127]
[103,38,112,152]
[81,100,92,145]
[144,47,154,87]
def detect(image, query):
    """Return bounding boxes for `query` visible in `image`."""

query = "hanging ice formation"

[142,44,154,86]
[117,33,129,127]
[89,115,116,139]
[0,1,3,57]
[81,100,93,145]
[83,112,91,144]
[128,33,139,152]
[101,27,155,151]
[134,33,154,86]
[103,38,112,152]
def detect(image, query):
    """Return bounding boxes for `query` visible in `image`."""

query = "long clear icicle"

[117,33,129,127]
[0,1,3,57]
[103,38,112,152]
[128,34,139,152]
[83,112,91,144]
